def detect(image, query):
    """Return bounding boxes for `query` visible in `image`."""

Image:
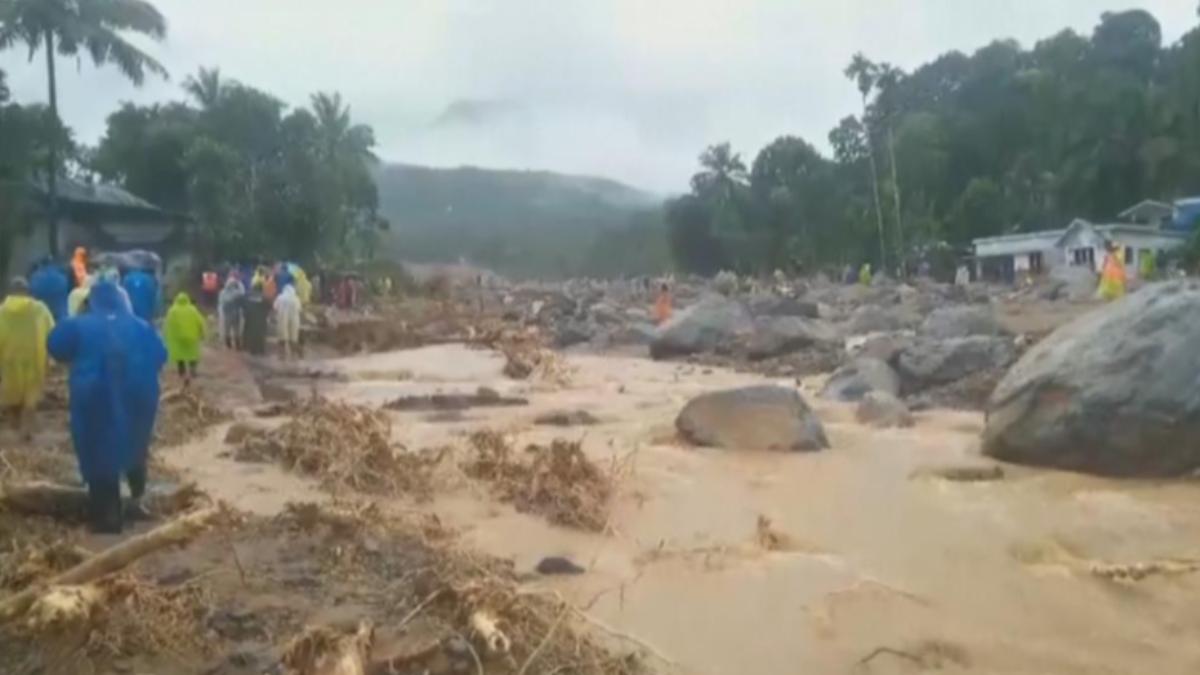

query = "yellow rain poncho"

[1098,248,1127,302]
[292,266,312,304]
[0,295,55,408]
[163,293,207,363]
[68,275,95,317]
[858,263,872,286]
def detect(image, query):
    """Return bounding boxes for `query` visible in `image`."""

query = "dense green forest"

[377,164,666,278]
[667,8,1200,276]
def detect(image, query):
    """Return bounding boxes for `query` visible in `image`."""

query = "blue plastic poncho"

[123,269,159,323]
[29,264,69,321]
[47,282,167,484]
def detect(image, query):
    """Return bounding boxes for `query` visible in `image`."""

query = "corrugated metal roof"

[29,176,163,212]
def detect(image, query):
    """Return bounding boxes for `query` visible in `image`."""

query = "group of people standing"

[210,262,307,361]
[2,248,167,535]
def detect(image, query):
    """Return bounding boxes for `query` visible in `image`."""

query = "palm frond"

[79,0,166,39]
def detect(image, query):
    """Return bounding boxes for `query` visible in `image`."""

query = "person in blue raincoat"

[122,267,159,323]
[47,281,167,533]
[29,260,69,321]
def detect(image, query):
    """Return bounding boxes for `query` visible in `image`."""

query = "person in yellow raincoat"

[0,278,55,439]
[858,263,872,286]
[163,292,207,387]
[1098,242,1127,301]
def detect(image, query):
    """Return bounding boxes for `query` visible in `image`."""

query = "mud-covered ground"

[4,277,1200,675]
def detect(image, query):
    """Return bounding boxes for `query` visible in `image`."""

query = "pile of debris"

[463,432,614,532]
[232,396,445,499]
[154,389,231,449]
[265,502,647,675]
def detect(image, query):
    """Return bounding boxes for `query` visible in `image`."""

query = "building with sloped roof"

[5,176,191,278]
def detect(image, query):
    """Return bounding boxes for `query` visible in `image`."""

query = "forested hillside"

[377,164,668,279]
[667,8,1200,275]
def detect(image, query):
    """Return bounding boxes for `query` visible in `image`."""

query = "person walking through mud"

[0,278,55,440]
[164,292,207,388]
[218,275,246,350]
[274,283,302,361]
[654,282,673,324]
[48,281,167,533]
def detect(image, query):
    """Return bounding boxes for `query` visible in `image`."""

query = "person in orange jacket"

[654,282,673,324]
[71,247,88,287]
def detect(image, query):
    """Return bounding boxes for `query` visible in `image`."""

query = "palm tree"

[844,52,887,271]
[692,142,748,203]
[0,0,168,255]
[183,67,223,109]
[0,68,8,102]
[876,62,906,273]
[311,92,376,163]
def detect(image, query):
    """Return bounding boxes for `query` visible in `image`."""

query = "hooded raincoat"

[164,293,207,364]
[0,295,55,408]
[123,269,159,323]
[274,285,302,343]
[30,264,69,321]
[47,282,166,484]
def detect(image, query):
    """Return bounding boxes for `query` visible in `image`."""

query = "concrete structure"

[6,176,191,278]
[973,205,1191,283]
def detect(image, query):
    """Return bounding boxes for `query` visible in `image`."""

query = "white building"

[972,205,1188,283]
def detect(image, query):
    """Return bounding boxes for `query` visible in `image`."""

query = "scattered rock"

[910,464,1005,482]
[383,391,528,412]
[896,336,1016,392]
[984,280,1200,477]
[535,556,586,575]
[821,357,900,402]
[534,410,600,427]
[846,305,918,335]
[223,422,267,445]
[1043,265,1097,302]
[650,296,753,359]
[746,294,820,319]
[849,331,914,362]
[676,385,829,451]
[855,391,914,428]
[746,316,840,360]
[919,306,1004,340]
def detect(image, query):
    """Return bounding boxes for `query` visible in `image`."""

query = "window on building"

[1124,246,1134,264]
[1029,251,1043,273]
[1072,248,1095,267]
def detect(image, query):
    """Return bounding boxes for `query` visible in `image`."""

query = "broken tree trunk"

[0,505,223,622]
[0,481,205,520]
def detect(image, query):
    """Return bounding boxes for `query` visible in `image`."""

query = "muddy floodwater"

[167,344,1200,675]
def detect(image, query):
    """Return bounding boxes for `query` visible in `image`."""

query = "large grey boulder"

[676,386,829,451]
[747,316,840,360]
[821,357,900,402]
[984,281,1200,477]
[746,294,820,319]
[919,306,1004,340]
[650,296,752,359]
[856,391,914,428]
[846,305,919,335]
[1043,265,1097,302]
[897,336,1017,392]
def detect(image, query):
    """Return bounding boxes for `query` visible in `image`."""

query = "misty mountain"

[375,163,669,278]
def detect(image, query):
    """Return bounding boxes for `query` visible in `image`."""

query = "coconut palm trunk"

[44,28,59,257]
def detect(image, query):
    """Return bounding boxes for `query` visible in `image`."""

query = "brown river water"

[165,344,1200,675]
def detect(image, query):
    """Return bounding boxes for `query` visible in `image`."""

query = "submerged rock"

[676,385,828,451]
[985,281,1200,477]
[821,357,900,402]
[855,391,914,428]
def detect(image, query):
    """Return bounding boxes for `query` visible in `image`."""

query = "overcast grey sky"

[2,1,1195,192]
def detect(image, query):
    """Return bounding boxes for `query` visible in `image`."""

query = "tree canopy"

[667,8,1200,276]
[88,70,384,264]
